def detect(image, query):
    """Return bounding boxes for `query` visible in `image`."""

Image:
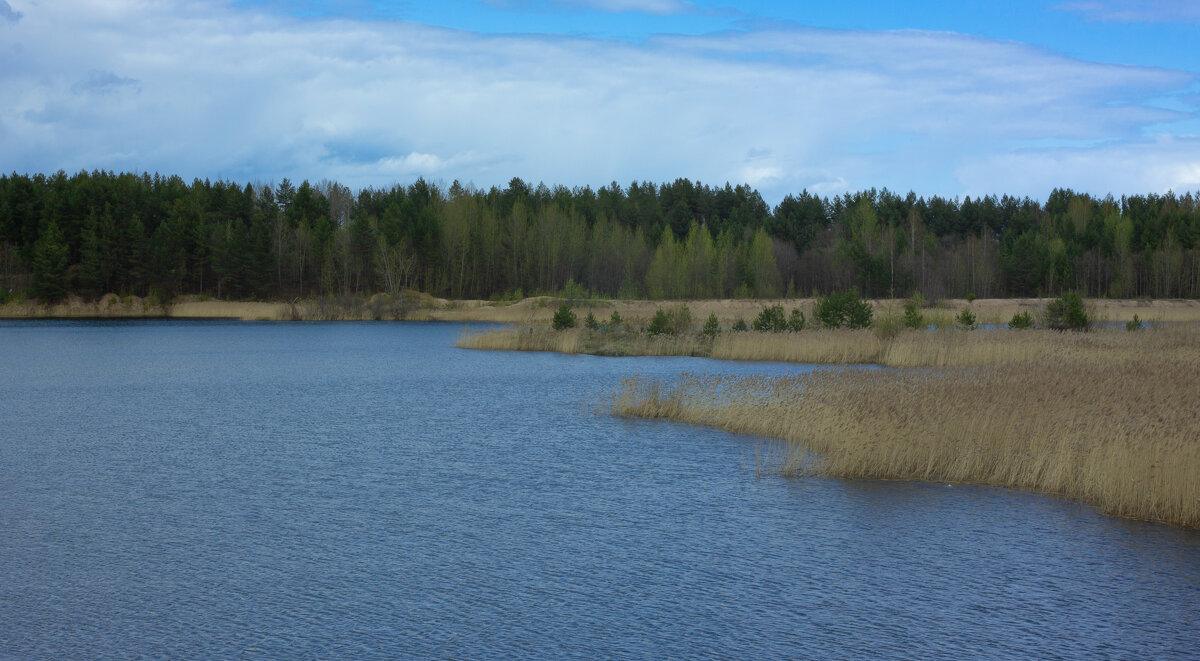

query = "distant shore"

[4,293,1200,325]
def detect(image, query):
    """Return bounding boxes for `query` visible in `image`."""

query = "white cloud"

[1055,0,1200,23]
[486,0,693,15]
[559,0,692,14]
[957,135,1200,197]
[0,0,1195,202]
[0,0,21,22]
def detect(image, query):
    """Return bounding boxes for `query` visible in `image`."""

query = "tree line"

[2,170,1199,303]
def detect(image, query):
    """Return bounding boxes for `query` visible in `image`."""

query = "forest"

[2,170,1199,303]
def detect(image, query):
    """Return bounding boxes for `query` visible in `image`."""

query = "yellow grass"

[457,326,712,357]
[168,300,288,320]
[7,294,1200,324]
[460,321,1196,369]
[613,326,1200,528]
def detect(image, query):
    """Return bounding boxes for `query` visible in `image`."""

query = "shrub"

[903,298,925,329]
[1008,310,1034,329]
[1126,314,1143,332]
[609,311,623,328]
[966,292,977,303]
[788,308,806,332]
[816,289,873,329]
[671,304,692,335]
[647,308,672,335]
[552,303,576,330]
[1045,291,1090,332]
[752,305,788,332]
[816,291,873,328]
[584,312,599,330]
[703,313,720,337]
[560,278,589,302]
[732,318,749,332]
[956,307,977,330]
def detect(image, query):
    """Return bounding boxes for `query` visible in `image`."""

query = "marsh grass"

[457,326,713,357]
[613,326,1200,528]
[460,322,1189,369]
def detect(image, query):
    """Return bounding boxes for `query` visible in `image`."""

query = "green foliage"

[561,278,589,302]
[903,298,925,329]
[966,292,976,303]
[647,308,673,336]
[648,304,692,336]
[1126,314,1143,332]
[1044,290,1090,332]
[815,289,873,329]
[552,302,576,330]
[956,307,977,330]
[7,171,1200,304]
[30,219,69,303]
[752,304,788,332]
[787,308,806,332]
[609,311,623,328]
[584,312,599,330]
[1008,310,1034,329]
[732,318,749,332]
[703,313,720,337]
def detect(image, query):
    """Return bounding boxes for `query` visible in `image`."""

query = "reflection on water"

[1,320,1197,658]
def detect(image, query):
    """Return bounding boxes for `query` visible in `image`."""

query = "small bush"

[1126,314,1143,332]
[1008,310,1034,330]
[788,308,806,332]
[1045,291,1090,332]
[671,304,692,335]
[647,308,672,335]
[609,311,623,328]
[752,305,788,332]
[815,289,873,329]
[584,312,599,330]
[732,318,749,332]
[903,299,925,329]
[966,292,976,303]
[703,313,720,337]
[560,278,589,302]
[956,307,977,330]
[552,303,576,330]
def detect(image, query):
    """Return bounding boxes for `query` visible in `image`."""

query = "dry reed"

[461,323,1200,370]
[457,326,713,357]
[614,326,1200,528]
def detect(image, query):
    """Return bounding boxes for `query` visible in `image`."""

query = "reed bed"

[462,322,1200,369]
[457,326,713,357]
[614,327,1200,528]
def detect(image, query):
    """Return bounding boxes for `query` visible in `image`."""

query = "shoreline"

[5,294,1200,324]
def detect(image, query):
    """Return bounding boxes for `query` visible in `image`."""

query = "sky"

[1,0,1198,203]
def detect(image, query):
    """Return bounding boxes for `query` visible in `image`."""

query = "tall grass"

[462,323,1200,369]
[613,326,1200,528]
[457,326,712,357]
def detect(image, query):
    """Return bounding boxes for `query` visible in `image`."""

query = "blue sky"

[2,0,1198,202]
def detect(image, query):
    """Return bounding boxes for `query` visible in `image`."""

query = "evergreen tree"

[31,218,69,302]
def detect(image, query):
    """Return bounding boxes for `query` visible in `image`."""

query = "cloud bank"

[0,0,1196,201]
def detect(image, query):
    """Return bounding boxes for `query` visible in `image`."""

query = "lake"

[2,320,1198,659]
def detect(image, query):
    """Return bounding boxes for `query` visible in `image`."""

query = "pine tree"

[31,219,69,302]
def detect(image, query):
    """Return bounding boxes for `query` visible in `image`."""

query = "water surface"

[2,320,1197,658]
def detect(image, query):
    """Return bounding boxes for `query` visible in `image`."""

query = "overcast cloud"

[0,0,1196,201]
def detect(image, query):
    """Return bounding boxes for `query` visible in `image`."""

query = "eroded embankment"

[611,327,1200,528]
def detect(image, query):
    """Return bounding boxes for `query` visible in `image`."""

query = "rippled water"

[2,320,1198,659]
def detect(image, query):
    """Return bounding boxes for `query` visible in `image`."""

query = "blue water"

[1,320,1198,659]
